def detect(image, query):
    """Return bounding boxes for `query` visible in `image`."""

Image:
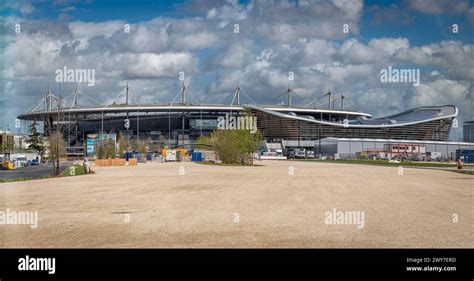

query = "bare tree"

[157,134,166,149]
[48,131,66,175]
[43,89,67,176]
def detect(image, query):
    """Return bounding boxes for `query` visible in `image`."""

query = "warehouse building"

[316,137,474,161]
[464,121,474,142]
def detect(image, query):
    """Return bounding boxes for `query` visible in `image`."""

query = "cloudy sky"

[1,0,473,140]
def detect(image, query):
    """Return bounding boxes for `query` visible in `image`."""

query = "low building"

[316,137,474,161]
[14,135,30,150]
[0,130,14,152]
[1,131,31,152]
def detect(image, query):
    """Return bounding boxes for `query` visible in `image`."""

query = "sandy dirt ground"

[0,160,472,248]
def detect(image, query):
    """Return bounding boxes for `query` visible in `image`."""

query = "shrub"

[198,129,261,165]
[61,164,85,176]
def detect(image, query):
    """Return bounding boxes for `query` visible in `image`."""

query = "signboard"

[86,134,116,156]
[189,119,218,130]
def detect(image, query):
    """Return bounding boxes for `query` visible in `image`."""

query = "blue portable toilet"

[124,152,133,161]
[146,152,153,161]
[192,152,202,162]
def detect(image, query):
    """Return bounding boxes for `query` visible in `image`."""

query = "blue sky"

[363,0,473,45]
[3,1,183,21]
[1,0,473,139]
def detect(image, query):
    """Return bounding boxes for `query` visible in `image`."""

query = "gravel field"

[0,160,472,248]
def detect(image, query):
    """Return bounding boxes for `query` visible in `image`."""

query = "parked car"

[285,149,296,159]
[294,149,306,159]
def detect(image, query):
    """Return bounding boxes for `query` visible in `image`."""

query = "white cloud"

[393,41,473,80]
[303,39,338,61]
[123,52,198,78]
[206,41,254,69]
[368,37,409,55]
[114,24,170,53]
[69,20,125,48]
[4,34,62,79]
[339,39,380,63]
[2,1,473,137]
[173,31,220,50]
[338,37,410,64]
[410,79,468,107]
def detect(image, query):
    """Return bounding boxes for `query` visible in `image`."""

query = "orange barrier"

[128,158,137,166]
[113,159,125,166]
[96,159,127,166]
[95,159,111,166]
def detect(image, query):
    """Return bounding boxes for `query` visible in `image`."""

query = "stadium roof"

[18,103,372,120]
[248,105,458,129]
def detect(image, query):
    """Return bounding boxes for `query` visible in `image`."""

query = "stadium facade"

[464,121,474,142]
[248,104,457,141]
[17,86,459,155]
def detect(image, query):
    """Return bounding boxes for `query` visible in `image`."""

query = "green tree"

[146,136,153,151]
[104,139,115,159]
[95,138,115,159]
[95,143,106,159]
[117,132,127,158]
[26,120,45,157]
[3,136,15,153]
[199,110,262,165]
[199,129,262,165]
[236,129,262,165]
[139,139,147,154]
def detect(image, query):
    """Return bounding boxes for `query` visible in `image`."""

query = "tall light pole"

[287,83,293,107]
[125,82,130,160]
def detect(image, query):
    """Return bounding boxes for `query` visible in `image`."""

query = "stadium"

[17,84,460,158]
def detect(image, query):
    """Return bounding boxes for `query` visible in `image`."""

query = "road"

[0,161,73,180]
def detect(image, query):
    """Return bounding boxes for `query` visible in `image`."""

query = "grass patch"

[0,175,51,183]
[450,169,474,175]
[61,164,85,176]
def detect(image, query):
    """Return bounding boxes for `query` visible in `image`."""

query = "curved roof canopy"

[247,105,458,129]
[17,103,372,120]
